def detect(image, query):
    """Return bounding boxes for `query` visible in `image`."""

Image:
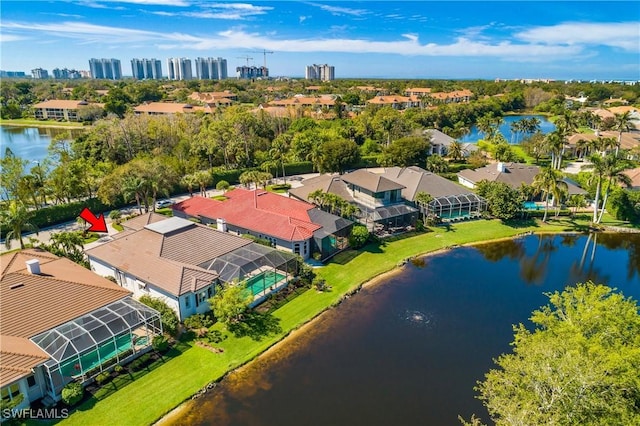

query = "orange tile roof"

[174,189,321,242]
[268,96,336,107]
[133,102,209,114]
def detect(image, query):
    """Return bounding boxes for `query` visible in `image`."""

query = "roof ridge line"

[9,269,130,293]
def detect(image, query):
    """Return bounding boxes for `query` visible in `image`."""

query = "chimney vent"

[25,259,41,275]
[496,162,506,173]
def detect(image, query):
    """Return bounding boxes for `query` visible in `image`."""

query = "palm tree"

[543,131,565,170]
[596,155,631,223]
[415,191,434,224]
[612,112,634,156]
[1,200,38,249]
[181,173,199,197]
[447,141,463,162]
[582,155,606,223]
[426,155,449,173]
[532,167,562,222]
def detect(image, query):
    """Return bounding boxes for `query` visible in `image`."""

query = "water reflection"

[0,126,83,164]
[475,233,639,286]
[170,234,640,426]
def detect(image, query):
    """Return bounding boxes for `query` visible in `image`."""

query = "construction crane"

[236,55,253,66]
[251,50,274,69]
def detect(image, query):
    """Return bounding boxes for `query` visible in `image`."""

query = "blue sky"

[1,1,639,80]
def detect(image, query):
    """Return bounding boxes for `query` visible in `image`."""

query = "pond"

[459,114,555,143]
[168,233,640,426]
[0,126,83,166]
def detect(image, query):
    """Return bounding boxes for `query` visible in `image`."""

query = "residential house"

[381,166,486,220]
[457,162,587,196]
[188,91,236,107]
[366,95,420,109]
[622,167,640,191]
[426,129,478,157]
[33,100,104,122]
[0,249,161,408]
[87,214,298,320]
[172,189,353,260]
[289,169,419,231]
[566,131,640,159]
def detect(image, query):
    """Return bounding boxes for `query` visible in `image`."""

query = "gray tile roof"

[342,169,405,193]
[288,174,353,203]
[457,162,539,188]
[382,166,474,200]
[308,208,353,235]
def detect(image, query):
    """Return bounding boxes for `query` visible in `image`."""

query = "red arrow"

[79,207,108,232]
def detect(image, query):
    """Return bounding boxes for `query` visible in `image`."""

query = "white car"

[155,199,175,209]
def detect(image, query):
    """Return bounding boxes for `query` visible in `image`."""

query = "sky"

[1,1,639,80]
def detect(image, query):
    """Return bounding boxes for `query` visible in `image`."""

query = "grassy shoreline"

[0,118,85,129]
[56,218,602,426]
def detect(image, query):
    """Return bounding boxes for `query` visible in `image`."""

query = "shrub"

[215,180,230,192]
[129,353,151,371]
[183,313,215,330]
[205,328,227,344]
[109,210,123,223]
[114,365,124,374]
[152,335,169,353]
[139,295,179,336]
[95,371,110,385]
[312,251,322,261]
[61,381,83,406]
[313,278,329,292]
[348,225,370,249]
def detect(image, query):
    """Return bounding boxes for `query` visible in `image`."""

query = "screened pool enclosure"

[198,242,298,303]
[31,297,162,399]
[421,193,487,221]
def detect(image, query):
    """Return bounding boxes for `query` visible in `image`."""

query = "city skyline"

[1,1,638,80]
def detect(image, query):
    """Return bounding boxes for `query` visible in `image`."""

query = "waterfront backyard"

[57,217,631,426]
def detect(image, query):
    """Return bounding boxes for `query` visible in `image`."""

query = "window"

[27,375,36,388]
[1,384,20,403]
[207,286,213,298]
[198,291,208,305]
[185,295,191,308]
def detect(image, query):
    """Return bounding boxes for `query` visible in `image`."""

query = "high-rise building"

[131,58,163,79]
[236,65,268,80]
[167,58,192,80]
[194,57,228,80]
[0,71,27,78]
[305,64,335,81]
[31,68,49,79]
[88,58,122,80]
[52,68,82,79]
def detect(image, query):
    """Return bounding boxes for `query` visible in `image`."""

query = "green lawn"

[57,218,593,426]
[0,118,85,129]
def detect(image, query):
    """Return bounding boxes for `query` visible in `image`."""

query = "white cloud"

[0,34,27,43]
[299,16,308,23]
[5,19,629,63]
[105,0,190,5]
[308,3,368,17]
[148,2,271,19]
[517,22,640,52]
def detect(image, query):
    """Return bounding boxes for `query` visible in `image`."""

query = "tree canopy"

[475,282,640,426]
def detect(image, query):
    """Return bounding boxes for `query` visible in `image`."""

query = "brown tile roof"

[567,131,640,151]
[623,167,640,189]
[122,212,168,231]
[0,249,130,386]
[32,100,104,109]
[1,250,131,338]
[342,169,405,193]
[607,106,638,115]
[189,91,237,102]
[86,219,252,296]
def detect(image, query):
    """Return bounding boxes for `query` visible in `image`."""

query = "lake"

[168,233,639,426]
[0,125,83,165]
[459,114,555,143]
